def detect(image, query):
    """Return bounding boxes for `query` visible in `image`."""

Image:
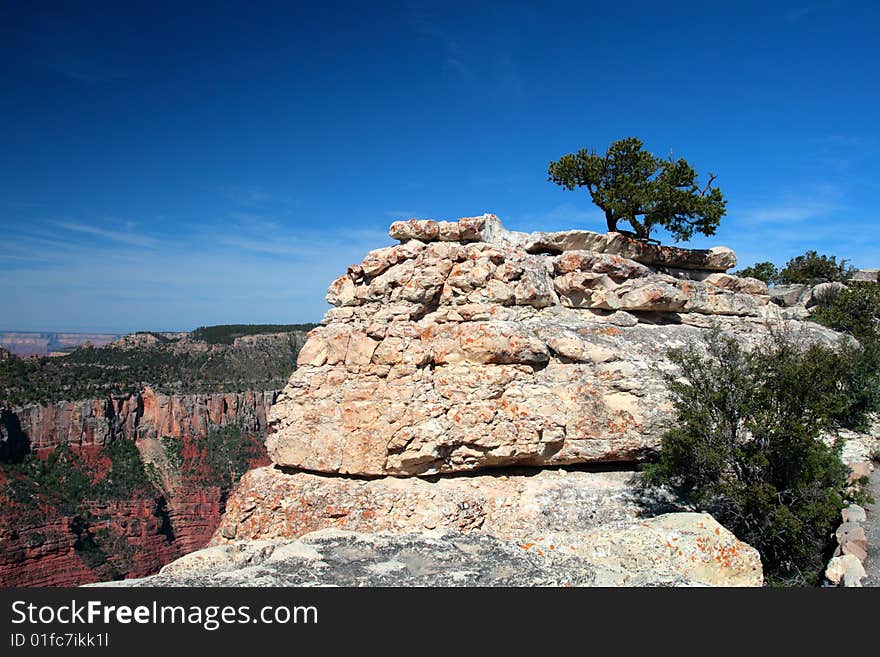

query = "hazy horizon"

[0,322,318,335]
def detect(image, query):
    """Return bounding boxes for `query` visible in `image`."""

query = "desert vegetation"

[646,264,879,585]
[548,136,727,242]
[0,324,313,406]
[736,250,855,286]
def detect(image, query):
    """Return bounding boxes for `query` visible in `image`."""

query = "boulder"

[841,503,867,524]
[848,461,873,484]
[841,541,868,564]
[769,284,811,307]
[809,281,848,306]
[836,522,868,553]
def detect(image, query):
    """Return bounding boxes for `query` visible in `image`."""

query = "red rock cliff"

[6,388,278,450]
[0,390,273,587]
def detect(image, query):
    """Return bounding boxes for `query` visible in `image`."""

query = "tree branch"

[700,173,718,197]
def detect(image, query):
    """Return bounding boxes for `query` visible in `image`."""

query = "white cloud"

[52,220,161,248]
[740,201,837,224]
[783,3,839,22]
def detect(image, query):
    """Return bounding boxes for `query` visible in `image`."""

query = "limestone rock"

[770,284,811,307]
[702,272,769,295]
[212,465,649,543]
[267,214,839,475]
[836,522,868,553]
[270,316,760,475]
[841,504,867,524]
[848,461,873,484]
[390,215,737,271]
[97,512,762,588]
[607,310,639,327]
[849,269,879,283]
[841,540,868,564]
[564,512,763,587]
[826,554,866,586]
[810,281,848,306]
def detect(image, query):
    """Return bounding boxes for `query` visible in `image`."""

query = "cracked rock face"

[266,214,839,476]
[212,465,650,543]
[97,512,763,587]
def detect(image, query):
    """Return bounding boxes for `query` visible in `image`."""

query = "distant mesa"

[0,332,120,357]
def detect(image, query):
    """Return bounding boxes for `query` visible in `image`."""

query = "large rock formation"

[100,213,855,587]
[3,388,278,452]
[267,214,837,476]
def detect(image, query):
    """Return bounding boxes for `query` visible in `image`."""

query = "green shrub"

[7,443,94,515]
[735,261,778,285]
[160,436,183,473]
[181,426,263,490]
[95,439,154,500]
[143,462,167,495]
[644,330,868,585]
[777,250,852,285]
[810,281,880,429]
[811,281,880,339]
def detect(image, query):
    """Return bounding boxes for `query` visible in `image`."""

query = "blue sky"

[2,1,878,332]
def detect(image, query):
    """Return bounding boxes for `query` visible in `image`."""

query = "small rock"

[826,554,866,586]
[841,540,868,564]
[842,573,864,587]
[836,522,868,553]
[606,310,638,327]
[841,503,867,524]
[769,284,810,307]
[848,461,873,484]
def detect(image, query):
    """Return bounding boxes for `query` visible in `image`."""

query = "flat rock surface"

[213,465,658,544]
[95,512,763,587]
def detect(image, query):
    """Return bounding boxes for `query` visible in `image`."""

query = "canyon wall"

[0,497,175,587]
[0,388,276,587]
[0,448,267,587]
[2,388,278,453]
